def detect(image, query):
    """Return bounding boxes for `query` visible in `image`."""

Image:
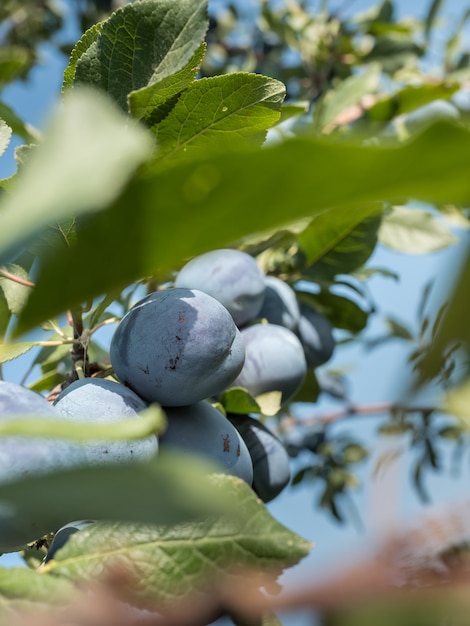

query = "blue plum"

[256,275,300,331]
[232,323,307,404]
[160,401,253,484]
[174,249,266,326]
[0,381,89,551]
[229,415,290,503]
[297,303,335,368]
[44,519,95,563]
[53,378,159,465]
[110,288,245,406]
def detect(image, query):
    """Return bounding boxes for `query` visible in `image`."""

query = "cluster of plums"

[0,248,335,557]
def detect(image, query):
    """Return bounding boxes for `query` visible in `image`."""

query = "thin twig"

[0,268,35,288]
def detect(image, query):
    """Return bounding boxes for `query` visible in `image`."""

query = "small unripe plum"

[0,381,89,551]
[160,402,253,485]
[229,415,290,503]
[53,378,159,465]
[232,324,307,404]
[256,276,300,331]
[297,303,335,368]
[174,249,266,326]
[44,519,95,563]
[110,288,245,406]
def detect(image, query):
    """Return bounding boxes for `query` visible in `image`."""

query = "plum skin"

[110,288,245,406]
[256,275,300,332]
[297,303,335,368]
[174,249,266,326]
[229,415,290,503]
[232,323,307,404]
[160,401,253,485]
[53,378,159,465]
[0,381,90,551]
[44,519,95,563]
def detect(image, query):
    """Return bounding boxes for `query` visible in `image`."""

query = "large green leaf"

[73,0,209,111]
[154,73,285,160]
[16,120,470,332]
[0,454,236,549]
[0,88,153,266]
[44,475,312,608]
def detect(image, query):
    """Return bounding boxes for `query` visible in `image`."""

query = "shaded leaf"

[128,42,206,126]
[300,204,382,280]
[379,206,458,253]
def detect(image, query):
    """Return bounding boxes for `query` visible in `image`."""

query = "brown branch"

[282,401,442,431]
[0,268,35,288]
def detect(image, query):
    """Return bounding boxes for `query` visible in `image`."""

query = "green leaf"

[299,204,382,280]
[221,387,261,415]
[0,567,74,618]
[0,341,36,363]
[0,454,237,548]
[314,64,381,132]
[298,290,369,334]
[153,73,285,161]
[62,22,103,90]
[0,263,33,316]
[128,42,206,126]
[378,206,458,254]
[0,101,39,144]
[424,0,444,40]
[444,379,470,427]
[0,88,153,266]
[0,119,12,158]
[413,240,470,387]
[73,0,209,111]
[368,82,459,122]
[17,121,470,332]
[44,475,312,608]
[0,404,165,441]
[0,47,31,87]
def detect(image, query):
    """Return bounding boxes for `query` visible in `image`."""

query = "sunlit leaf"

[379,206,458,254]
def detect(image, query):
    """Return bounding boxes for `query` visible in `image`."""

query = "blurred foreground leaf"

[0,88,153,265]
[0,453,237,549]
[18,121,470,331]
[44,475,312,608]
